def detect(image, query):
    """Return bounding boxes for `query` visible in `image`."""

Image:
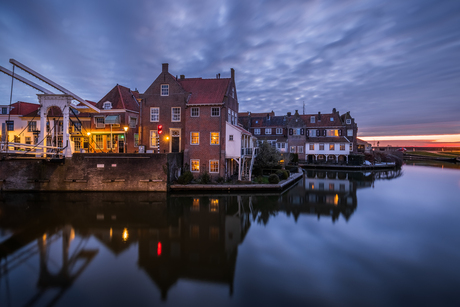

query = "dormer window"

[346,119,351,124]
[310,116,315,123]
[330,117,334,122]
[103,102,112,110]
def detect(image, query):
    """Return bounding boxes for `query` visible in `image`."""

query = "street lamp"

[123,126,128,153]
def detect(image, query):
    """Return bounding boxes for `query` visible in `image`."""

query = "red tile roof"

[8,101,40,115]
[178,78,230,105]
[96,85,140,112]
[300,113,343,127]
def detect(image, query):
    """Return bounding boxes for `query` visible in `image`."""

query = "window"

[150,107,159,122]
[129,117,137,128]
[25,136,31,145]
[327,129,339,137]
[210,132,219,145]
[350,143,353,151]
[73,137,81,150]
[293,128,302,135]
[211,107,220,117]
[276,128,283,134]
[276,142,286,149]
[229,135,233,141]
[191,107,199,117]
[102,102,112,110]
[297,146,304,153]
[329,144,335,150]
[27,121,37,132]
[340,144,345,151]
[95,117,105,128]
[268,140,276,148]
[309,129,317,137]
[319,144,324,150]
[346,119,351,124]
[172,107,181,122]
[73,122,81,133]
[57,136,63,148]
[150,130,158,148]
[134,133,139,147]
[265,128,272,134]
[254,128,260,135]
[310,116,315,123]
[309,143,314,150]
[347,129,353,136]
[95,135,103,149]
[330,117,334,122]
[161,84,169,96]
[2,107,8,114]
[210,160,219,173]
[191,159,200,172]
[191,132,199,145]
[290,146,296,153]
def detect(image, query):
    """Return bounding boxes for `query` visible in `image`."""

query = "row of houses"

[1,63,367,180]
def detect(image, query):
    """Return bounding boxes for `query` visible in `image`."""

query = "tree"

[254,141,282,173]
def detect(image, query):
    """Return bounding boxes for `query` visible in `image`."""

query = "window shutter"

[301,128,304,135]
[339,129,342,136]
[289,128,293,135]
[323,130,326,136]
[306,130,309,136]
[316,130,320,136]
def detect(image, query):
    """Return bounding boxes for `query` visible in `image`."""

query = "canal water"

[1,164,459,307]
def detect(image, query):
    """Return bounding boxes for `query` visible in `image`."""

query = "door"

[171,129,180,153]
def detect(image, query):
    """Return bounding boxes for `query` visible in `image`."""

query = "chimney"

[180,75,185,80]
[162,63,169,73]
[287,112,291,117]
[295,110,299,115]
[231,68,235,81]
[332,108,336,113]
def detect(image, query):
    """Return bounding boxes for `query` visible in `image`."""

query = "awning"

[104,115,120,124]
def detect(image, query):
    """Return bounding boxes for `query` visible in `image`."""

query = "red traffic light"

[158,125,163,134]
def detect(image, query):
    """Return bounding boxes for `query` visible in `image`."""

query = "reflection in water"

[0,169,402,306]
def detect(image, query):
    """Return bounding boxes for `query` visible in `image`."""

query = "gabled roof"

[96,85,140,112]
[248,116,286,127]
[178,78,230,105]
[7,101,40,116]
[300,112,343,127]
[238,111,275,117]
[232,124,252,136]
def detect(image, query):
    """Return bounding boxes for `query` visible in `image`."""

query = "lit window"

[210,160,219,173]
[290,146,296,153]
[329,144,335,150]
[134,133,139,147]
[310,116,315,123]
[349,143,353,151]
[276,128,283,134]
[340,144,345,150]
[95,135,103,148]
[254,128,260,135]
[319,144,324,150]
[211,107,220,117]
[347,129,353,136]
[327,129,339,137]
[191,107,199,117]
[150,130,158,148]
[191,132,199,145]
[229,135,233,141]
[73,137,81,150]
[210,132,219,145]
[210,199,219,212]
[265,128,271,134]
[309,143,314,150]
[172,107,181,122]
[297,146,304,153]
[150,107,159,122]
[191,159,200,172]
[161,84,169,96]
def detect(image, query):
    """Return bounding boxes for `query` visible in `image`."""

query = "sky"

[0,0,459,146]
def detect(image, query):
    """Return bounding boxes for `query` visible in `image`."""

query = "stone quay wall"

[0,153,182,192]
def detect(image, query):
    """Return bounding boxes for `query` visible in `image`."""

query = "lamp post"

[87,132,91,153]
[123,126,128,153]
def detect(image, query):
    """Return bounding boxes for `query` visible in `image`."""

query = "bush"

[216,176,225,183]
[268,174,280,184]
[177,171,193,184]
[198,171,211,184]
[276,169,289,180]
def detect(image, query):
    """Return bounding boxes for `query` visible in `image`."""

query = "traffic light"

[158,124,163,134]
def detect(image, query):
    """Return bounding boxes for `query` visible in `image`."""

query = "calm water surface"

[1,164,459,307]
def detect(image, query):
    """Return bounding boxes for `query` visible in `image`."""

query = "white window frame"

[347,129,353,136]
[340,144,345,151]
[191,159,200,172]
[209,160,219,173]
[210,132,219,145]
[27,121,37,132]
[346,119,351,124]
[161,84,169,96]
[309,143,314,150]
[329,143,335,151]
[211,107,220,117]
[310,116,315,123]
[265,128,272,135]
[150,107,159,122]
[276,128,283,134]
[172,107,181,122]
[150,130,158,148]
[319,143,324,150]
[95,117,105,128]
[290,146,296,153]
[190,132,200,145]
[103,101,112,110]
[326,129,339,137]
[229,135,233,141]
[191,107,199,117]
[254,128,260,135]
[297,146,304,153]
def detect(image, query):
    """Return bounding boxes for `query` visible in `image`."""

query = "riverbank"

[298,162,397,170]
[170,172,304,192]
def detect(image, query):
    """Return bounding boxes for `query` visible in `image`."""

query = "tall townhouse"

[90,85,140,153]
[286,110,307,158]
[140,64,250,179]
[1,101,39,145]
[303,108,358,164]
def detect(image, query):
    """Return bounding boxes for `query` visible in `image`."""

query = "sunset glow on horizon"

[360,134,460,147]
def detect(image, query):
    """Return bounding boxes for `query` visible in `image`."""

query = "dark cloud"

[1,0,459,136]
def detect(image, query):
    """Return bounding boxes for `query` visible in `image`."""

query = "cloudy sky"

[1,0,459,144]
